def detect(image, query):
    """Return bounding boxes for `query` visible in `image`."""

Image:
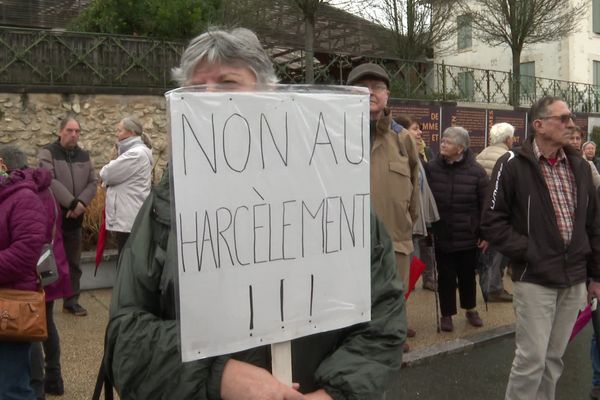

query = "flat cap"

[346,63,390,88]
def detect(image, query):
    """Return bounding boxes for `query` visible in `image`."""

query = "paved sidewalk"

[49,274,516,399]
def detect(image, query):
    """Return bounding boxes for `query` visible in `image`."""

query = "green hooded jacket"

[106,170,407,400]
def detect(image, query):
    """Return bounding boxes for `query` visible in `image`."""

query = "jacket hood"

[153,167,171,226]
[0,170,36,203]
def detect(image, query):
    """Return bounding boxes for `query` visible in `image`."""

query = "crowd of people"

[2,25,600,400]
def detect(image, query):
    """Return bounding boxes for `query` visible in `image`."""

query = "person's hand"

[304,389,333,400]
[70,202,86,218]
[220,359,305,400]
[477,239,489,254]
[588,281,600,304]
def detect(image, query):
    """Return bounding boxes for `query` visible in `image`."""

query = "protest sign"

[166,86,372,362]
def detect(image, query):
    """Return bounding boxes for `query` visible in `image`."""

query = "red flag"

[405,256,426,300]
[94,208,106,276]
[570,304,591,342]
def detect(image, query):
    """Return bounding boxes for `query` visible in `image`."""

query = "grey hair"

[583,141,597,151]
[0,145,28,171]
[489,122,514,145]
[121,116,152,149]
[172,27,278,86]
[58,114,80,134]
[121,116,143,136]
[443,126,470,149]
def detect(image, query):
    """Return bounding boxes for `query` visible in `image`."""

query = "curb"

[81,249,118,264]
[402,324,515,367]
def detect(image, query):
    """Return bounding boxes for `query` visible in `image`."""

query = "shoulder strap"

[48,187,58,245]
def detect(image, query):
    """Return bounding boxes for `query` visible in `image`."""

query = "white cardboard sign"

[166,86,371,362]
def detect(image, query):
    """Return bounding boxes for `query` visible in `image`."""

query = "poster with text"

[487,109,527,147]
[167,86,372,361]
[388,100,442,155]
[441,106,488,153]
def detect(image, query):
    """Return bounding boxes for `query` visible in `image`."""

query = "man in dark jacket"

[38,116,97,316]
[482,96,600,400]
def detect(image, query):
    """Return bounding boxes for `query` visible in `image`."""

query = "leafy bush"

[591,126,600,158]
[71,0,221,40]
[82,186,115,251]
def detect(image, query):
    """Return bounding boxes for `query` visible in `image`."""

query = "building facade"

[435,1,600,95]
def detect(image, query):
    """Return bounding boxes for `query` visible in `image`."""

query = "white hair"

[172,27,278,86]
[583,141,597,151]
[489,122,515,145]
[443,126,470,149]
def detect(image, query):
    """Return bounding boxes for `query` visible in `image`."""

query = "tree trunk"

[511,47,522,107]
[304,18,315,84]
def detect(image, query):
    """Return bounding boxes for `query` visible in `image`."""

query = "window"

[458,71,474,100]
[594,61,600,87]
[520,62,535,97]
[594,0,600,34]
[457,15,472,50]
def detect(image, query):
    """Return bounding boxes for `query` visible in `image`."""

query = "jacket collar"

[518,135,581,166]
[371,108,393,152]
[118,135,144,155]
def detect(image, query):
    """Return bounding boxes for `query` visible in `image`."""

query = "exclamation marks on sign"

[309,274,314,324]
[249,285,254,336]
[280,279,285,329]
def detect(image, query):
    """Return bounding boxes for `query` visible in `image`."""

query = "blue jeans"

[592,335,600,386]
[0,342,36,400]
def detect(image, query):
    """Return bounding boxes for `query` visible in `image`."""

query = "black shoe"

[63,303,87,316]
[45,377,64,395]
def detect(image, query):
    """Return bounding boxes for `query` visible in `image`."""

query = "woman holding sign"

[104,27,406,400]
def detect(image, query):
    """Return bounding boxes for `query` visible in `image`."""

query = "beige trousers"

[505,281,586,400]
[394,252,410,292]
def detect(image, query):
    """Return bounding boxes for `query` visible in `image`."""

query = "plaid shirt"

[533,141,577,245]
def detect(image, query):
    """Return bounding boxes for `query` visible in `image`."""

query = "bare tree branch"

[360,0,458,59]
[457,0,589,104]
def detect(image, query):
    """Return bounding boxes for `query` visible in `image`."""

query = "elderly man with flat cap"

[347,63,420,349]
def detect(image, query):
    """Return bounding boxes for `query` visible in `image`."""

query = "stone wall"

[0,92,170,182]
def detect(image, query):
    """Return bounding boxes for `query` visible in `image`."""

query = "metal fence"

[0,27,183,90]
[1,27,600,112]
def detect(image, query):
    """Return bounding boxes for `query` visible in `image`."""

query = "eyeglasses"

[539,114,576,124]
[355,83,388,93]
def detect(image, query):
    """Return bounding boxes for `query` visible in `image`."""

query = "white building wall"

[435,1,599,85]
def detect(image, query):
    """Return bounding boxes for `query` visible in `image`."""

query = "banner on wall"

[387,100,442,154]
[441,106,488,153]
[487,109,527,147]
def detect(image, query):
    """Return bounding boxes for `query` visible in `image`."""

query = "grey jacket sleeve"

[37,148,75,208]
[314,211,406,400]
[106,195,229,400]
[77,157,97,206]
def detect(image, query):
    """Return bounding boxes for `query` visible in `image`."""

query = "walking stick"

[430,235,441,333]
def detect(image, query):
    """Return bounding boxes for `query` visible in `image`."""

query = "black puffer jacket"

[425,149,488,253]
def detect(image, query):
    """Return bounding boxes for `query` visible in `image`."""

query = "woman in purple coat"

[0,149,47,399]
[0,145,72,399]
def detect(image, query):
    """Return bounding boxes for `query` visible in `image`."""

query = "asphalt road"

[387,323,594,400]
